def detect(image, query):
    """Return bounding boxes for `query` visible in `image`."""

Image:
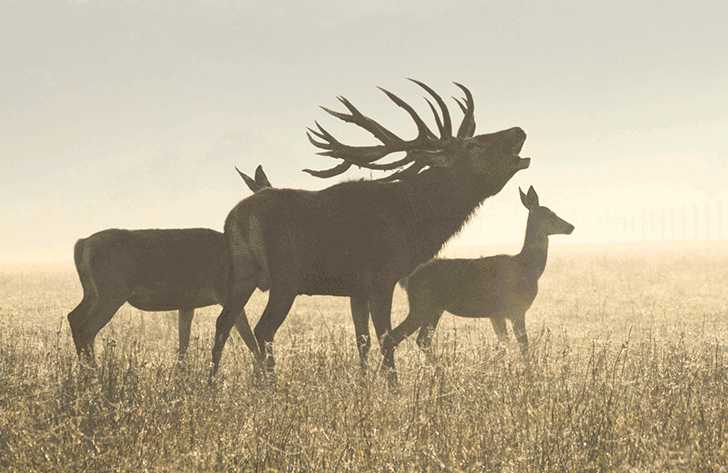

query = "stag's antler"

[304,80,475,180]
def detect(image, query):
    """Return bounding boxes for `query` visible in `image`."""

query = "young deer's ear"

[527,186,539,208]
[519,187,529,209]
[255,165,272,189]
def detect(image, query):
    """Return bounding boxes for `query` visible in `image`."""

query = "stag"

[210,79,531,388]
[67,166,271,363]
[383,186,574,371]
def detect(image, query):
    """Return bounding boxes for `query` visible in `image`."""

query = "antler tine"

[303,161,353,178]
[377,86,434,144]
[328,96,404,145]
[306,123,339,150]
[307,122,388,162]
[423,98,444,141]
[408,79,452,139]
[303,153,415,177]
[350,154,416,171]
[453,97,467,114]
[377,158,430,182]
[308,126,397,164]
[453,82,476,138]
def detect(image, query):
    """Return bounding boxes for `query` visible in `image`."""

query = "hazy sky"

[2,0,727,263]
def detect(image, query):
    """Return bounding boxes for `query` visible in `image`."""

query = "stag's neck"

[515,217,549,280]
[402,168,495,267]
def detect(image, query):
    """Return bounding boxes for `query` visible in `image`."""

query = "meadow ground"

[1,244,727,472]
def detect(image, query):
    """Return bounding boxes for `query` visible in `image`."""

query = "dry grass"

[1,247,727,472]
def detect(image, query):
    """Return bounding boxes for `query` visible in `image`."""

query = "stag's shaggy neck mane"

[317,163,511,277]
[394,167,501,270]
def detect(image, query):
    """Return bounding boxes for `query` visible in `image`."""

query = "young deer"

[382,186,573,367]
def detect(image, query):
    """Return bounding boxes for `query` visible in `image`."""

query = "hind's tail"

[73,238,86,272]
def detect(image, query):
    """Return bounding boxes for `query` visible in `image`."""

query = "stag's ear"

[237,167,259,192]
[255,165,272,189]
[527,186,539,208]
[417,149,451,168]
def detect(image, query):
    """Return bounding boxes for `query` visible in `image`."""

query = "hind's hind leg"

[74,297,127,363]
[68,294,97,357]
[178,308,195,360]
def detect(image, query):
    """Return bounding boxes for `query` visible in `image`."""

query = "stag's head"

[304,79,530,185]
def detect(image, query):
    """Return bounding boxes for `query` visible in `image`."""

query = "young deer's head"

[520,186,575,236]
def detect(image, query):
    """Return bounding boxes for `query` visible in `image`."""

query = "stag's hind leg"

[211,272,259,378]
[253,282,297,377]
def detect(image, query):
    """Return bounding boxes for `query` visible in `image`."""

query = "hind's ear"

[526,186,539,207]
[519,187,529,209]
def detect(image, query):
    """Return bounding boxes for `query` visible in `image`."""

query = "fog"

[2,0,727,263]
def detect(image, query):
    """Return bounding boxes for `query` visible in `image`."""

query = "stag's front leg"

[367,287,399,389]
[350,296,371,376]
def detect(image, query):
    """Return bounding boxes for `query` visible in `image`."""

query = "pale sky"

[2,0,727,263]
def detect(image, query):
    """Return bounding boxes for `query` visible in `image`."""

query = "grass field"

[1,245,727,472]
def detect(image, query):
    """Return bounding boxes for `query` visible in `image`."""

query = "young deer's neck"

[516,213,550,280]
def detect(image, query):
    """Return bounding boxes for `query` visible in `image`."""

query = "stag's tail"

[398,276,410,293]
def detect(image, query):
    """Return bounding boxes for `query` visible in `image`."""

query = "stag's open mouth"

[517,157,531,170]
[506,127,529,170]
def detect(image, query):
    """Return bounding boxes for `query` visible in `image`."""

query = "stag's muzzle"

[517,157,531,170]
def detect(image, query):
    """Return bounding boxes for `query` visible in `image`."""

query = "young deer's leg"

[414,310,445,364]
[350,296,371,375]
[511,314,529,358]
[387,304,441,363]
[177,308,194,361]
